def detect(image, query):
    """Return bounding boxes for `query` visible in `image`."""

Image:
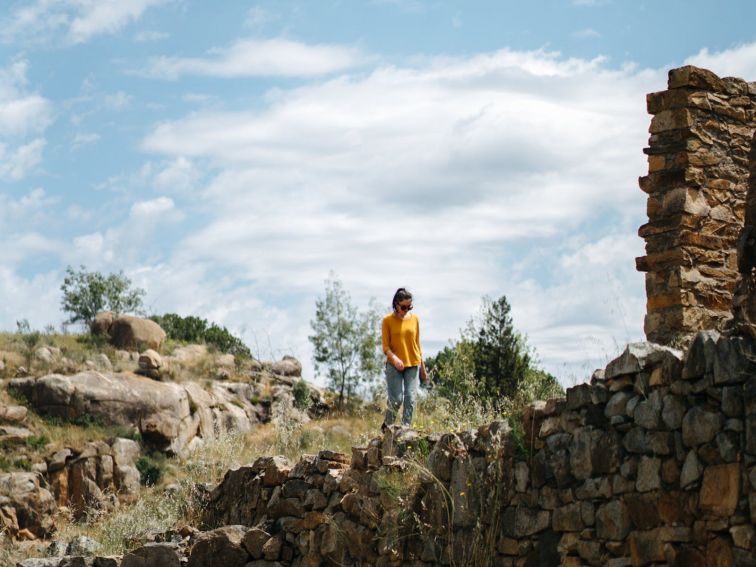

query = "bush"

[25,434,49,451]
[136,455,165,487]
[150,313,251,358]
[292,380,310,410]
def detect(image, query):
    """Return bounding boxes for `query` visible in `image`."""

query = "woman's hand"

[419,365,428,383]
[392,355,405,371]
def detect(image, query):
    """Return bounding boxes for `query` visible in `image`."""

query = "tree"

[309,277,382,409]
[474,295,531,400]
[426,294,563,407]
[60,265,145,327]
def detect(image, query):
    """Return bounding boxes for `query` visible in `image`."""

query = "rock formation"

[10,371,268,456]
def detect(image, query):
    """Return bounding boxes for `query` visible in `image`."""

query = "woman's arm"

[382,317,405,370]
[417,317,428,382]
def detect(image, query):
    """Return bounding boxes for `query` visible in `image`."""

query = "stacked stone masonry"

[637,66,756,346]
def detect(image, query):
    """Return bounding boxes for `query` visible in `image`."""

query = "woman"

[381,287,428,428]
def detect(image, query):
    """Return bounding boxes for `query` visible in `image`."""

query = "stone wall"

[186,334,755,567]
[637,66,756,346]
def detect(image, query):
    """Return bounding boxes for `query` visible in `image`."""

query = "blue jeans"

[384,364,419,426]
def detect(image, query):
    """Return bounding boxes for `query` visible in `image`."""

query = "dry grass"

[16,410,383,559]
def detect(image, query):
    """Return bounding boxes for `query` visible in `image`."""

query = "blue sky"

[1,0,756,384]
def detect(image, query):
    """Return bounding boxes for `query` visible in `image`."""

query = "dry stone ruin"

[636,66,756,346]
[11,65,756,567]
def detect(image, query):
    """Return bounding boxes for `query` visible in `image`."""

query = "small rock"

[93,353,112,371]
[121,542,181,567]
[680,451,702,488]
[596,501,631,540]
[636,456,661,492]
[35,347,54,364]
[0,404,28,424]
[187,525,248,567]
[138,349,162,379]
[605,342,682,380]
[66,535,101,556]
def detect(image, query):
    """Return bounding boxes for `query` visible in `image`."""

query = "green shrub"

[292,380,310,410]
[25,434,49,451]
[136,455,165,486]
[0,455,31,472]
[150,313,251,358]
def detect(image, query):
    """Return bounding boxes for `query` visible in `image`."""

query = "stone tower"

[636,66,756,346]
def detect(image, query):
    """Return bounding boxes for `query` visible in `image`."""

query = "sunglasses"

[398,304,413,312]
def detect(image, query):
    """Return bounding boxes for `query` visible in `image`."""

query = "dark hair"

[392,288,413,311]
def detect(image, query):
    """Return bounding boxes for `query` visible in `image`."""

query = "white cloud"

[68,0,164,44]
[0,267,62,331]
[0,138,46,180]
[0,60,52,137]
[686,42,756,81]
[0,60,51,181]
[72,131,101,148]
[153,157,199,193]
[141,38,366,79]
[1,0,164,45]
[139,47,659,382]
[0,187,58,224]
[130,196,175,217]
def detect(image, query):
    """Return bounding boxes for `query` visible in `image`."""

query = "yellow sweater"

[382,313,422,366]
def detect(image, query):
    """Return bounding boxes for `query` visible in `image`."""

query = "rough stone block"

[699,463,740,517]
[682,407,723,447]
[596,501,631,540]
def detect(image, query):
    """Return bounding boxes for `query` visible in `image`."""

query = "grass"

[24,411,383,558]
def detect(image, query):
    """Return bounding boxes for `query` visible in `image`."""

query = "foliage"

[474,295,531,399]
[425,294,563,407]
[25,434,49,451]
[136,455,165,486]
[60,265,145,326]
[150,313,252,358]
[292,379,310,410]
[309,277,382,408]
[0,454,31,472]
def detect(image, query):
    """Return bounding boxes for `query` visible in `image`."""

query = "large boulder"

[90,311,116,336]
[11,372,265,455]
[91,312,166,351]
[109,315,166,351]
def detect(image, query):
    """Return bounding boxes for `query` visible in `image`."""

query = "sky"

[1,0,756,386]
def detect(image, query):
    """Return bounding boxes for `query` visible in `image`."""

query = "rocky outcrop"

[44,439,141,520]
[10,371,267,455]
[0,472,56,538]
[91,312,166,351]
